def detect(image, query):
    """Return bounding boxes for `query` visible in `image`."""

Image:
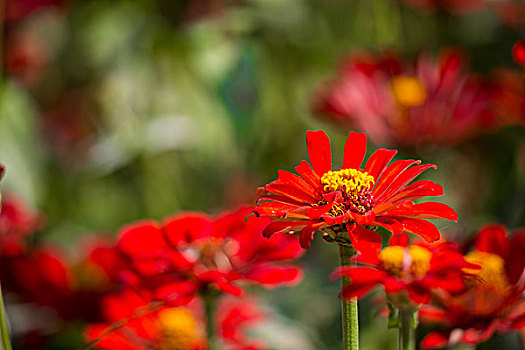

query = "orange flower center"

[390,76,427,107]
[463,251,509,292]
[379,245,432,279]
[155,308,200,350]
[320,169,375,215]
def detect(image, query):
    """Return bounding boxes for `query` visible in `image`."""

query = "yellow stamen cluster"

[156,308,199,350]
[390,76,428,107]
[379,245,432,279]
[379,246,405,277]
[464,251,509,292]
[321,169,375,197]
[409,245,432,278]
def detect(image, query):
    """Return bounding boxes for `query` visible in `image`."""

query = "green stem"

[0,282,12,350]
[398,309,416,350]
[204,294,217,350]
[338,244,359,350]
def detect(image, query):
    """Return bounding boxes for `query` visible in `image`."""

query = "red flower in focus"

[315,51,492,148]
[420,224,525,348]
[0,194,42,256]
[398,0,483,14]
[85,289,266,350]
[116,207,303,301]
[255,129,457,250]
[513,41,525,66]
[333,234,476,306]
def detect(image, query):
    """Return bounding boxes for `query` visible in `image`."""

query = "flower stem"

[338,244,359,350]
[398,309,416,350]
[0,282,12,350]
[204,293,217,350]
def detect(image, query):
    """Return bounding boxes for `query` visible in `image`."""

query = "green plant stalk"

[398,309,415,350]
[0,282,12,350]
[338,244,359,350]
[204,293,217,350]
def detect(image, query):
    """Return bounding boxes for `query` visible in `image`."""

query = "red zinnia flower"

[420,224,525,348]
[85,289,266,350]
[255,129,458,250]
[116,206,303,301]
[315,50,492,148]
[333,233,477,306]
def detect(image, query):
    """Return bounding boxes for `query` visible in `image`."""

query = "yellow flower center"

[155,308,199,350]
[390,76,427,107]
[408,245,432,279]
[379,245,432,279]
[320,169,375,215]
[379,246,405,277]
[464,251,509,292]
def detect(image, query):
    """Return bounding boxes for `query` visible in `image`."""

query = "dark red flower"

[315,51,493,148]
[116,207,303,301]
[333,233,476,307]
[398,0,484,14]
[255,129,457,250]
[0,193,42,256]
[420,224,525,348]
[488,68,525,129]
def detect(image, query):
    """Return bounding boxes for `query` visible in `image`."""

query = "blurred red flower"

[513,41,525,66]
[315,51,492,148]
[255,130,457,250]
[420,224,525,348]
[398,0,483,14]
[333,233,477,306]
[116,207,303,301]
[0,194,42,257]
[5,0,67,21]
[488,68,525,128]
[85,289,266,350]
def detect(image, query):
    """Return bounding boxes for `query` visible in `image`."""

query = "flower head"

[255,129,457,250]
[333,233,476,307]
[116,207,303,301]
[315,51,492,148]
[420,224,525,348]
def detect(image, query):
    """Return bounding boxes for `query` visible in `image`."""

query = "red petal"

[244,266,303,286]
[264,183,318,204]
[390,233,409,247]
[376,216,440,242]
[255,201,301,218]
[420,332,449,349]
[274,169,318,197]
[261,221,305,238]
[306,130,332,176]
[334,267,386,299]
[364,148,398,180]
[342,132,367,170]
[299,222,324,249]
[474,224,508,258]
[380,202,458,221]
[376,164,436,202]
[506,229,525,285]
[295,160,321,188]
[388,180,444,203]
[348,224,382,257]
[372,159,421,198]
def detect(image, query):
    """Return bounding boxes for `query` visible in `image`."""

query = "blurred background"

[0,0,524,349]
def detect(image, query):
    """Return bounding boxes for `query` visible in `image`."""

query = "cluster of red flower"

[0,195,303,349]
